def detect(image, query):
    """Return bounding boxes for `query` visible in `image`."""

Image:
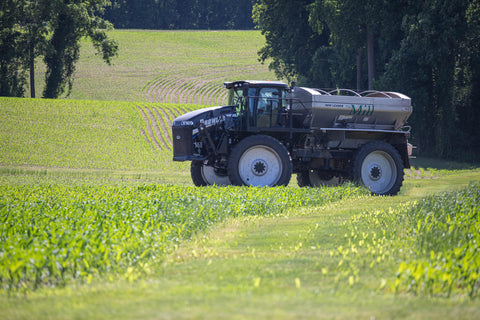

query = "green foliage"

[42,0,119,98]
[395,184,480,298]
[332,183,480,299]
[255,0,409,89]
[378,0,480,159]
[0,183,366,293]
[253,0,329,84]
[0,0,118,99]
[0,0,27,97]
[103,0,255,30]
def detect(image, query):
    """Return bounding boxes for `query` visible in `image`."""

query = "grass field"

[27,30,275,103]
[0,96,201,184]
[2,30,480,319]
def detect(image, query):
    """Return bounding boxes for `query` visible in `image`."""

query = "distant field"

[27,30,275,103]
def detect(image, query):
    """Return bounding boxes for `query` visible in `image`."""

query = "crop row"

[395,184,480,298]
[142,74,229,106]
[0,97,198,172]
[137,103,199,151]
[331,183,480,298]
[0,183,366,293]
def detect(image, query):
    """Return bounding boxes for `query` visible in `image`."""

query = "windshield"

[227,88,244,106]
[226,84,288,129]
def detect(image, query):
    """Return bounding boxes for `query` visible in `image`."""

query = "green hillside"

[0,97,202,184]
[27,30,275,103]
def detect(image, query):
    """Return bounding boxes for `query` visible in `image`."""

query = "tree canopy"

[254,0,480,161]
[102,0,256,30]
[0,0,118,98]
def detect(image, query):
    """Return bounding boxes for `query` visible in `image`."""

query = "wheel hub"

[368,164,382,181]
[252,159,268,176]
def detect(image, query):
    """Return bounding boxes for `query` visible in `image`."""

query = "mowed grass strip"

[130,173,480,319]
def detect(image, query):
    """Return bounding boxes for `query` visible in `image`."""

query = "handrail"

[308,88,396,98]
[359,90,392,98]
[313,89,331,95]
[327,88,362,97]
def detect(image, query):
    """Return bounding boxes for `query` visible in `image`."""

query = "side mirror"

[287,81,296,93]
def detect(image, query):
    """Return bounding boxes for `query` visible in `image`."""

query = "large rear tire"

[191,161,231,186]
[353,141,404,195]
[228,135,292,187]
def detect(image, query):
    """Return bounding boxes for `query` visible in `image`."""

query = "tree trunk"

[367,26,375,90]
[29,41,35,98]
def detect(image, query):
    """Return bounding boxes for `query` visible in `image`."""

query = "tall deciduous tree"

[255,0,406,90]
[0,0,27,97]
[43,0,118,98]
[253,0,330,86]
[0,0,118,99]
[380,0,477,158]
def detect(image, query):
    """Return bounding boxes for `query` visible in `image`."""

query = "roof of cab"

[224,80,288,89]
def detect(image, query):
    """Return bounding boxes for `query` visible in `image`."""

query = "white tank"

[291,87,412,130]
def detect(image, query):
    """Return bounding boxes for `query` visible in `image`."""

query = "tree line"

[102,0,255,30]
[0,0,118,99]
[254,0,480,161]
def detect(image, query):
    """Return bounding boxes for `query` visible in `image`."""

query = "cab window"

[256,88,283,127]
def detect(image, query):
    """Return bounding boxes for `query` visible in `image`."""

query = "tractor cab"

[224,81,290,131]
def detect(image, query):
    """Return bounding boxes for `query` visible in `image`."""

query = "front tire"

[353,141,404,195]
[228,135,292,187]
[191,161,231,186]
